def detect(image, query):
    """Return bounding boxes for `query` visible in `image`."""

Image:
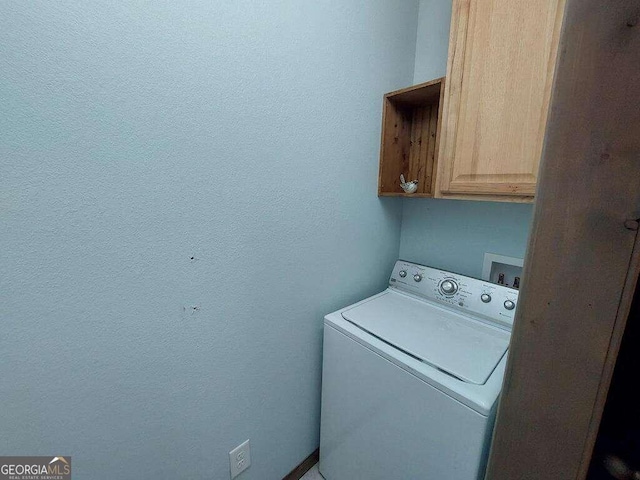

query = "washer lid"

[341,291,509,385]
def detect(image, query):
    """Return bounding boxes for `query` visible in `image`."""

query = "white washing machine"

[319,260,519,480]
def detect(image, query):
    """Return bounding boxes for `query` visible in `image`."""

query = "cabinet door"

[436,0,565,200]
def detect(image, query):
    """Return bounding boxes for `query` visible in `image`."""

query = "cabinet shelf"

[377,77,445,197]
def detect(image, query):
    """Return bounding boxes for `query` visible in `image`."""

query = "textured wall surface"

[400,0,534,278]
[0,2,418,478]
[400,199,533,278]
[413,0,453,83]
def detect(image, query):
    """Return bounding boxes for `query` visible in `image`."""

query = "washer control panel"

[389,260,519,329]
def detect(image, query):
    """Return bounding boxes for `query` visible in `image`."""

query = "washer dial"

[440,280,458,295]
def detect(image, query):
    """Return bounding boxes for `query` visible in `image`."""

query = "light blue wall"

[400,199,533,278]
[0,2,418,479]
[400,0,534,278]
[413,0,452,83]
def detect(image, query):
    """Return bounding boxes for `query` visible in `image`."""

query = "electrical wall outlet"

[229,439,251,478]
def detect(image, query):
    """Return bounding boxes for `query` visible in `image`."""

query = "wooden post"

[486,0,640,479]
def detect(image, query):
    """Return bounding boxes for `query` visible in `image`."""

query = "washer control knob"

[481,294,492,303]
[399,270,407,278]
[413,274,422,282]
[504,300,516,311]
[440,280,458,295]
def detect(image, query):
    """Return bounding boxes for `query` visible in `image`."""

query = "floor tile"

[300,463,324,480]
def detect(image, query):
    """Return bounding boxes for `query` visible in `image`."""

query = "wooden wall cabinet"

[378,78,445,197]
[434,0,566,202]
